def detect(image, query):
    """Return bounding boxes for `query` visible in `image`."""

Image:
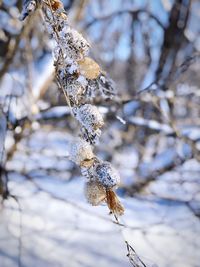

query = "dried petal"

[106,189,124,216]
[78,57,101,80]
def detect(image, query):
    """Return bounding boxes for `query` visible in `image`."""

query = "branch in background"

[120,52,200,105]
[156,0,191,83]
[84,9,165,30]
[0,11,38,80]
[123,153,192,196]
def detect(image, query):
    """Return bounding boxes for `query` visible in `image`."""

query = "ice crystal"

[81,166,94,180]
[85,80,98,100]
[68,64,78,75]
[70,29,90,57]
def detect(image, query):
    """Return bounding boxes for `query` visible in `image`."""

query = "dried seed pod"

[71,29,90,56]
[95,161,120,189]
[78,57,101,80]
[85,180,106,206]
[61,29,90,60]
[50,26,89,61]
[73,104,104,132]
[106,189,124,216]
[69,138,94,167]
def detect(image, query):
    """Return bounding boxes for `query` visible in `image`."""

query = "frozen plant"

[20,0,124,216]
[69,138,94,167]
[73,104,104,133]
[84,180,106,206]
[95,161,120,189]
[65,77,85,104]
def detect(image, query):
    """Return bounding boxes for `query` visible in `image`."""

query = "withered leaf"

[78,57,101,80]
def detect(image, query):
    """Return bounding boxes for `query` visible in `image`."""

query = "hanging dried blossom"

[73,104,104,132]
[69,138,94,167]
[85,180,106,206]
[95,161,120,189]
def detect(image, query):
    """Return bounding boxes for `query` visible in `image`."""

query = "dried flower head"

[71,29,90,56]
[95,161,120,189]
[45,12,89,61]
[85,180,106,206]
[69,138,94,167]
[58,28,90,61]
[73,104,104,132]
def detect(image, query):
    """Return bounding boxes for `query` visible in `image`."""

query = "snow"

[1,126,200,267]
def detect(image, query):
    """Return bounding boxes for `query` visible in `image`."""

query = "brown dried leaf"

[106,190,124,216]
[50,0,63,11]
[78,57,101,80]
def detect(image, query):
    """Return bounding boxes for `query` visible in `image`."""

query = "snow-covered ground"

[0,125,200,267]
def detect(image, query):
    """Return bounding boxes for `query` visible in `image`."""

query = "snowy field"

[0,125,199,267]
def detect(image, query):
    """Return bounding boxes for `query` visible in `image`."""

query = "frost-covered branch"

[20,0,124,216]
